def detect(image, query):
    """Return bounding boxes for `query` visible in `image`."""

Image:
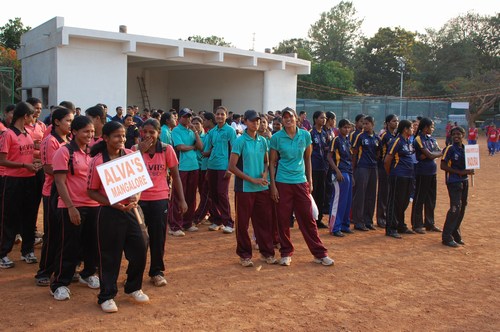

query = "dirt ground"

[1,136,499,332]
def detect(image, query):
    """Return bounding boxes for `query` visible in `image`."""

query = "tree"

[186,35,233,47]
[308,1,363,65]
[354,27,419,95]
[442,70,500,127]
[272,38,314,61]
[298,61,356,100]
[0,18,30,50]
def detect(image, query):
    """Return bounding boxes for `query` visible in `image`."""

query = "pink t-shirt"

[131,142,178,201]
[43,124,52,139]
[0,128,35,177]
[87,149,134,205]
[25,120,46,160]
[53,144,98,208]
[88,137,103,148]
[0,126,7,176]
[40,134,67,196]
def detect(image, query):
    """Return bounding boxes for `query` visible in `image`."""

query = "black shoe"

[426,226,442,232]
[386,231,402,239]
[414,228,426,234]
[366,224,377,230]
[401,229,416,235]
[332,231,345,237]
[442,240,459,248]
[354,225,369,231]
[316,221,328,229]
[377,222,386,228]
[455,239,465,245]
[342,229,354,234]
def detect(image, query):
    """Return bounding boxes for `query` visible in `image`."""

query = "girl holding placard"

[87,121,149,313]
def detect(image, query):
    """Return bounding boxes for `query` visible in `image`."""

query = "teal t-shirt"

[270,127,311,184]
[160,125,172,146]
[231,131,269,193]
[204,123,237,170]
[171,124,199,171]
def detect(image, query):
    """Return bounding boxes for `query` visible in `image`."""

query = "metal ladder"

[137,76,151,110]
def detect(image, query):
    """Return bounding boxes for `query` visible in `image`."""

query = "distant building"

[18,17,310,115]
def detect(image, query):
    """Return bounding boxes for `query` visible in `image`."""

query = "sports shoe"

[261,255,278,265]
[128,289,149,303]
[101,299,118,313]
[240,258,254,267]
[222,226,234,234]
[279,256,292,266]
[36,277,50,287]
[208,223,223,231]
[21,252,38,264]
[169,229,185,237]
[35,230,44,238]
[79,275,100,289]
[14,234,22,244]
[34,237,43,246]
[184,225,199,232]
[52,286,71,301]
[151,275,167,287]
[0,256,14,269]
[313,256,334,266]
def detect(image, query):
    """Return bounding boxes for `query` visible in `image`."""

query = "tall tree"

[308,1,363,65]
[354,27,418,95]
[0,18,30,50]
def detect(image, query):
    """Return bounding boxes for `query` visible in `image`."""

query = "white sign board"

[96,151,153,205]
[465,144,480,170]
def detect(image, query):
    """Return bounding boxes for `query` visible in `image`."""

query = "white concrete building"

[18,17,310,115]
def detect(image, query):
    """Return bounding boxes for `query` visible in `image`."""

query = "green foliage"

[308,1,363,65]
[298,61,355,100]
[186,35,233,47]
[273,38,314,61]
[0,18,30,50]
[354,27,418,95]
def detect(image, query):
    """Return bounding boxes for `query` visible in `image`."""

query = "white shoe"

[14,234,22,244]
[222,226,234,234]
[313,256,334,266]
[79,275,100,289]
[21,252,38,264]
[240,258,254,267]
[128,289,149,303]
[101,299,118,313]
[0,256,14,269]
[185,225,198,232]
[208,223,223,231]
[34,237,43,246]
[151,275,167,287]
[52,286,71,301]
[279,256,292,266]
[169,230,185,237]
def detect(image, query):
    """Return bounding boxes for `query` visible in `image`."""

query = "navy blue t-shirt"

[387,135,414,178]
[330,135,352,174]
[414,133,440,175]
[442,143,467,184]
[310,127,328,171]
[353,131,381,169]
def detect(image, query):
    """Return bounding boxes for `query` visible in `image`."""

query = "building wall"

[57,37,127,110]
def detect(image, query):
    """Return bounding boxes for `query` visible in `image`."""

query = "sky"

[1,0,498,52]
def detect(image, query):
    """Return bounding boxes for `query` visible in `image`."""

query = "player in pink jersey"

[35,107,73,286]
[0,102,43,268]
[87,121,149,313]
[133,119,187,287]
[49,116,101,300]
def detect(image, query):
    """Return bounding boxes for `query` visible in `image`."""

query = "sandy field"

[0,136,499,332]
